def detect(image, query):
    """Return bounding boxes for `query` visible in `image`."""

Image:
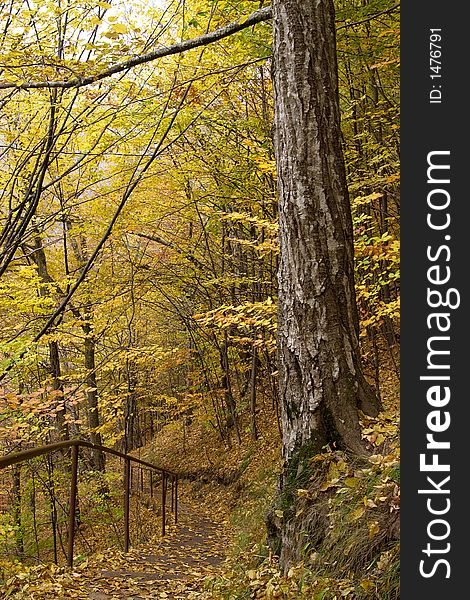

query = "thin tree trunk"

[219,336,241,444]
[83,318,106,472]
[27,234,68,439]
[66,219,106,470]
[250,341,258,441]
[12,465,24,556]
[49,339,68,439]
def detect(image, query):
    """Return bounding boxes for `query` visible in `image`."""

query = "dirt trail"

[84,501,228,599]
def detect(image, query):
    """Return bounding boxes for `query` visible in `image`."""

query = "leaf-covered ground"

[2,346,399,599]
[1,492,230,599]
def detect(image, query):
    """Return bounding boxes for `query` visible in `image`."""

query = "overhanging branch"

[0,7,272,91]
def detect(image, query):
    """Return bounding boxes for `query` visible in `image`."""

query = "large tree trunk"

[270,0,382,567]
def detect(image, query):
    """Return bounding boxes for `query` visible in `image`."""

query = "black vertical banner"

[401,2,468,598]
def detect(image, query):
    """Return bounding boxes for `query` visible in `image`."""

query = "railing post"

[123,457,131,552]
[67,443,79,568]
[161,472,166,536]
[174,475,178,524]
[1,441,179,557]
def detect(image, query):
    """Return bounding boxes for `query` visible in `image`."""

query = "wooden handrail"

[0,439,178,566]
[0,439,176,475]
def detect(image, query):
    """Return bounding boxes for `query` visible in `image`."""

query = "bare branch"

[337,3,399,30]
[130,231,206,270]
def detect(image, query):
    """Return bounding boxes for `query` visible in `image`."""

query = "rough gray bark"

[270,0,382,567]
[274,0,380,463]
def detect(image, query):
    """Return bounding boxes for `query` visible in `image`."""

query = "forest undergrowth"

[153,343,400,600]
[1,343,399,600]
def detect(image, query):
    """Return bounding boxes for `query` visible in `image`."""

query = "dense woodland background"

[0,1,400,598]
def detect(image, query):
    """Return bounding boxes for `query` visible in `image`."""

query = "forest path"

[83,500,228,599]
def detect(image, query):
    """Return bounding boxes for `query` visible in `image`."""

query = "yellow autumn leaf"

[369,521,380,539]
[349,506,365,521]
[360,579,376,592]
[344,477,360,488]
[247,569,257,580]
